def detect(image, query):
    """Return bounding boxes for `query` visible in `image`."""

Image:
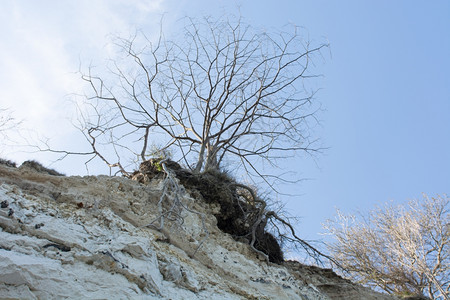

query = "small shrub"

[20,160,65,176]
[0,158,17,168]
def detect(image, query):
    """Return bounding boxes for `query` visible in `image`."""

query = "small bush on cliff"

[0,158,17,168]
[20,160,65,176]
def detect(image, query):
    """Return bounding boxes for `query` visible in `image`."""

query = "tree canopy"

[72,16,326,188]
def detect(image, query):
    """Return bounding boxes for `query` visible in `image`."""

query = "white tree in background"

[324,194,449,299]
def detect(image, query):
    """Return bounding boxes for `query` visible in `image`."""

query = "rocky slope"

[0,163,397,299]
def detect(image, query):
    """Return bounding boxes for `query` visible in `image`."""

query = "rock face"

[0,164,397,299]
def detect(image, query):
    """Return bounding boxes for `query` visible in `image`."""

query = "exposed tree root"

[132,159,335,265]
[138,159,209,257]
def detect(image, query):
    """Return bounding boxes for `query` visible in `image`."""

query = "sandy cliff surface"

[0,163,396,299]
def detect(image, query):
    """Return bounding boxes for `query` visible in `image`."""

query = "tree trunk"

[204,146,219,172]
[194,142,207,173]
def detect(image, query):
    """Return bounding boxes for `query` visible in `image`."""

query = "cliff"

[0,163,397,299]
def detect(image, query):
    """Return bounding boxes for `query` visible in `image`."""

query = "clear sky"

[1,0,449,257]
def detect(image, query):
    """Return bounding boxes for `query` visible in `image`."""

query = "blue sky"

[1,1,449,256]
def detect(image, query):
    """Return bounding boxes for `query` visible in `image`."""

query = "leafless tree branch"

[323,194,449,299]
[65,15,326,189]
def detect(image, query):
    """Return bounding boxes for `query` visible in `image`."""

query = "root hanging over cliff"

[129,159,336,265]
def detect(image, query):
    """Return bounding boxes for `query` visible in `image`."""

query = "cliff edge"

[0,163,396,299]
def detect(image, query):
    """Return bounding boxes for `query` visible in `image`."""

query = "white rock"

[0,164,397,299]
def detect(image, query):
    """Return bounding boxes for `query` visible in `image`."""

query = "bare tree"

[32,16,336,264]
[69,15,326,183]
[323,194,449,300]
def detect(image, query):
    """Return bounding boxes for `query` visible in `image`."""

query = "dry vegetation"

[128,158,333,264]
[324,195,449,300]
